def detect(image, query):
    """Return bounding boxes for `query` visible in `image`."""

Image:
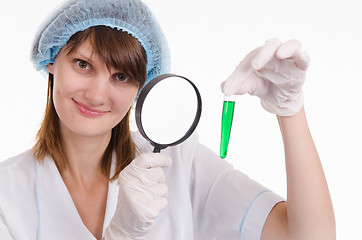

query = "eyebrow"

[68,49,94,63]
[78,54,93,64]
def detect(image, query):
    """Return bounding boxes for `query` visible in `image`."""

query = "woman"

[0,0,335,239]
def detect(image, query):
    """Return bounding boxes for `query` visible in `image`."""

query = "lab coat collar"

[36,155,119,239]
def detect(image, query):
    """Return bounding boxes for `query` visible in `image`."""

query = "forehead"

[59,37,115,72]
[55,26,147,86]
[64,39,98,62]
[61,29,119,69]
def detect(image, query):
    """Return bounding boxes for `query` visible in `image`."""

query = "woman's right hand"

[103,152,172,239]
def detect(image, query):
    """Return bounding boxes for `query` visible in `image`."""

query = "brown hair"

[33,26,147,181]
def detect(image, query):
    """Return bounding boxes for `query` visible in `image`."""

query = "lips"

[72,99,109,117]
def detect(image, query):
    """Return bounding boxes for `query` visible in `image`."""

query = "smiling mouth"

[72,99,109,117]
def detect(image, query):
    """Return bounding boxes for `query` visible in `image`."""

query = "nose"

[84,74,110,106]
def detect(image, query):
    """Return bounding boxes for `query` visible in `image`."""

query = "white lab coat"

[0,132,283,240]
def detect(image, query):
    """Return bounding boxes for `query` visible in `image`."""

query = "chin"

[61,120,114,139]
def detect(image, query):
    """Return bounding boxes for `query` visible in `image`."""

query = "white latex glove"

[221,38,310,116]
[103,152,172,239]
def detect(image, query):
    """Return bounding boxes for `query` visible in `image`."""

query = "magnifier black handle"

[153,147,161,153]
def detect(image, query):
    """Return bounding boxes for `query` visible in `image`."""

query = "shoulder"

[0,149,36,172]
[0,150,38,238]
[0,150,36,188]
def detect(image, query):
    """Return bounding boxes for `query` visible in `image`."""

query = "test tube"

[220,95,236,159]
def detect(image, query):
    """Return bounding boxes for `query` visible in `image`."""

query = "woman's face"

[46,40,139,139]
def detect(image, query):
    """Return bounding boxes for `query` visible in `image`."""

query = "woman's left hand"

[104,152,172,239]
[221,38,310,116]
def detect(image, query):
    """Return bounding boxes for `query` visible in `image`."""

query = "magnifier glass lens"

[141,77,197,144]
[136,74,202,152]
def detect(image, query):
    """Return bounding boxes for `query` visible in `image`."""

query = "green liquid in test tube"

[220,95,236,159]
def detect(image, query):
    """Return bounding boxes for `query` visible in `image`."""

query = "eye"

[75,59,91,70]
[113,73,128,82]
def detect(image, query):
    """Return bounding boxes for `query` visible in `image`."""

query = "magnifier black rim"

[135,73,202,151]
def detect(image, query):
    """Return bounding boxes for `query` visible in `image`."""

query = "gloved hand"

[221,38,310,116]
[103,152,172,239]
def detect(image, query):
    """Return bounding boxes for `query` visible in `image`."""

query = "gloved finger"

[147,198,168,213]
[252,38,282,70]
[295,51,310,71]
[221,47,261,96]
[124,167,166,187]
[133,182,168,201]
[142,167,166,183]
[135,153,172,169]
[233,73,260,95]
[276,39,302,59]
[221,71,248,96]
[150,183,168,198]
[138,197,168,222]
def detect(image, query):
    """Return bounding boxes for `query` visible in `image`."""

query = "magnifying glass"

[135,73,202,153]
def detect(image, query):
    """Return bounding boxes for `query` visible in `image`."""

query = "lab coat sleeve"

[0,210,13,240]
[190,142,283,240]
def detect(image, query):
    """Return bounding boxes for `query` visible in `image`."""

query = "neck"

[59,125,111,187]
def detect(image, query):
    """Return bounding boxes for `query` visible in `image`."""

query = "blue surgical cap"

[30,0,170,84]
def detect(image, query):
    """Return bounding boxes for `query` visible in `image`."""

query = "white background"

[0,0,361,238]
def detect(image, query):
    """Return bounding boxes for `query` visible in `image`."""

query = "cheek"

[113,88,138,114]
[52,73,79,111]
[52,78,64,112]
[53,67,84,95]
